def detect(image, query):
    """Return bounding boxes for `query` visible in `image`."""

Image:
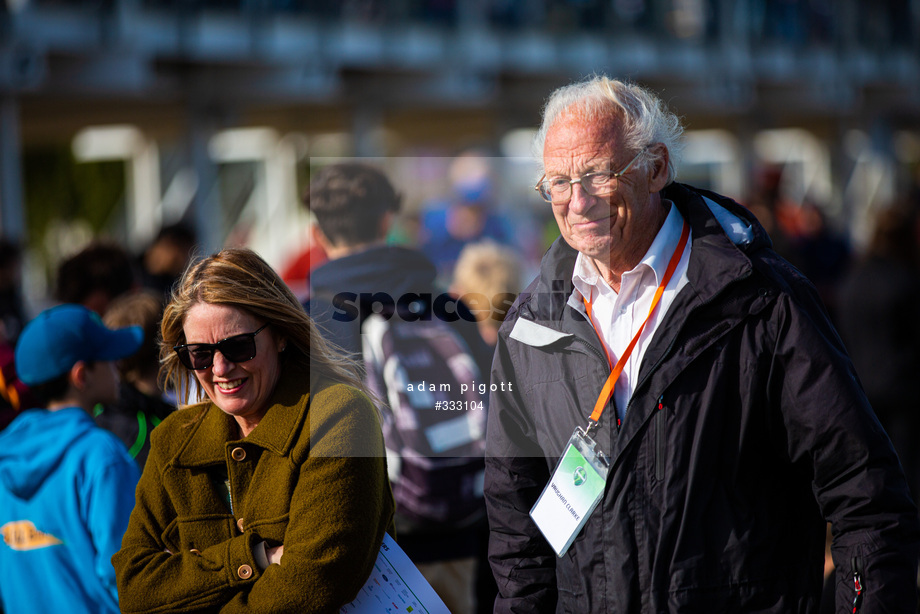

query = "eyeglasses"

[174,323,269,371]
[535,148,647,204]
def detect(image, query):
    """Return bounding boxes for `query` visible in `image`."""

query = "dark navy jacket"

[305,245,492,376]
[485,183,920,613]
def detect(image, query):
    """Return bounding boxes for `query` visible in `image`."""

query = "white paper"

[339,533,450,614]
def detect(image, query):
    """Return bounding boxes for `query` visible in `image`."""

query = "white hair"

[533,76,685,185]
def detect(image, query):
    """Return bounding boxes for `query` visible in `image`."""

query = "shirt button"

[237,564,253,579]
[237,518,245,532]
[231,447,246,461]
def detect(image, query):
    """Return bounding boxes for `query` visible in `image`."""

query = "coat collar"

[172,363,311,468]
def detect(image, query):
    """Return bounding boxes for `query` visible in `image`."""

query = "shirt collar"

[572,200,684,298]
[572,247,607,299]
[641,200,684,287]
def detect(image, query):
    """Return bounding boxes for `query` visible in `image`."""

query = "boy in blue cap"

[0,304,142,613]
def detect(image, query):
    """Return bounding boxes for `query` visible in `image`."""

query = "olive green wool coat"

[113,370,395,613]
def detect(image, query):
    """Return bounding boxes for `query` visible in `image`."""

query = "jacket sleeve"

[113,390,394,614]
[113,425,253,613]
[770,282,920,613]
[485,330,559,614]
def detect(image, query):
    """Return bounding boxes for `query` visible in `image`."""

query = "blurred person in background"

[450,239,524,349]
[305,161,492,370]
[305,162,491,614]
[0,238,34,432]
[745,174,851,323]
[448,239,524,614]
[0,239,26,345]
[836,204,920,501]
[744,164,799,265]
[95,289,175,468]
[418,149,514,285]
[485,75,919,612]
[0,304,142,613]
[56,240,138,316]
[279,222,327,304]
[786,200,851,323]
[113,247,393,613]
[138,223,197,299]
[0,349,35,432]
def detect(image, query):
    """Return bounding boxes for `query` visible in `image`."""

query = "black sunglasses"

[174,323,269,371]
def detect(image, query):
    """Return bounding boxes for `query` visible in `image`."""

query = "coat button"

[236,518,245,532]
[237,564,253,579]
[231,447,246,461]
[189,549,201,556]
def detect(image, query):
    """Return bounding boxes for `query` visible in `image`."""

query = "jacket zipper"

[655,395,665,481]
[851,556,863,614]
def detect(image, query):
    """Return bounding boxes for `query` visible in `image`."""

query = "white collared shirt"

[571,203,691,420]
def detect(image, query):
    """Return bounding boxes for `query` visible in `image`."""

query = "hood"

[672,183,767,250]
[0,408,94,499]
[309,245,440,299]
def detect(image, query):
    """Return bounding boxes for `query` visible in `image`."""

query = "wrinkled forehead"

[542,109,627,173]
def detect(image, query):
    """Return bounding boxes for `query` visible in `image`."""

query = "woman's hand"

[266,544,284,565]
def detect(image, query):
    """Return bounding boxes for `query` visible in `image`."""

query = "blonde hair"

[161,247,367,405]
[452,240,523,330]
[534,76,685,185]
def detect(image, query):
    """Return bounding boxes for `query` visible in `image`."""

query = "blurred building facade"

[1,0,919,309]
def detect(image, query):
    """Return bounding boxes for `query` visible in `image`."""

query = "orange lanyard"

[583,219,690,433]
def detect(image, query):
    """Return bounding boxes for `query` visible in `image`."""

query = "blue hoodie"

[0,407,140,613]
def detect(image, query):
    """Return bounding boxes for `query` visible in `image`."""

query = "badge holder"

[530,426,610,557]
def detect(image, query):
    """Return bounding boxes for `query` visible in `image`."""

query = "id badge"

[530,427,610,557]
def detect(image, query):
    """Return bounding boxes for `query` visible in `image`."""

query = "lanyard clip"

[584,418,599,439]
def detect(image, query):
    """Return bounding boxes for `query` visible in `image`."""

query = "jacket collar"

[675,185,757,307]
[172,363,311,468]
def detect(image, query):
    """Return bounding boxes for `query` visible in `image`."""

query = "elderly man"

[484,76,920,612]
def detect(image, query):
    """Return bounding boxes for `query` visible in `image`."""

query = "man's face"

[542,109,666,278]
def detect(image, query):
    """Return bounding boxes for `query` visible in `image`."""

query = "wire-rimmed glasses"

[535,147,648,204]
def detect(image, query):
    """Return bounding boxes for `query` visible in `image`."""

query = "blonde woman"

[114,247,394,613]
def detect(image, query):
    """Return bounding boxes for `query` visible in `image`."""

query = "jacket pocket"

[173,516,235,552]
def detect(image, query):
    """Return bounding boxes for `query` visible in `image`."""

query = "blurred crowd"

[2,148,920,612]
[0,154,532,613]
[5,151,920,487]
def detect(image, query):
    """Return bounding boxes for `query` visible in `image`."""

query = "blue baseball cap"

[15,304,143,386]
